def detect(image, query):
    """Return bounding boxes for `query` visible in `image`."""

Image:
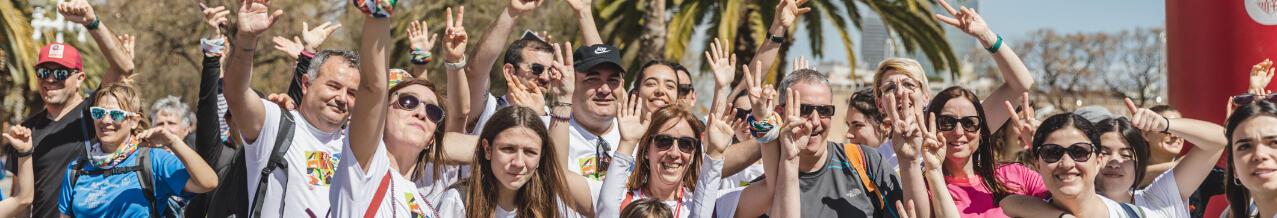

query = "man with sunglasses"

[460,0,555,135]
[675,64,697,110]
[5,0,139,216]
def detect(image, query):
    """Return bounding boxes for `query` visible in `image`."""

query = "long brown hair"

[925,86,1009,202]
[626,104,705,193]
[1225,100,1277,218]
[463,106,570,218]
[388,79,448,184]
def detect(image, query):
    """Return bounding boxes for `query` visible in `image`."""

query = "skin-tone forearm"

[771,151,799,218]
[748,22,786,80]
[924,169,959,217]
[445,65,471,133]
[1000,195,1067,218]
[576,9,602,45]
[0,155,33,217]
[440,132,478,164]
[1165,118,1227,200]
[172,140,219,193]
[721,141,762,177]
[549,104,595,217]
[464,8,520,128]
[349,17,392,171]
[898,160,931,218]
[410,65,428,80]
[88,23,135,84]
[977,34,1034,133]
[225,33,269,143]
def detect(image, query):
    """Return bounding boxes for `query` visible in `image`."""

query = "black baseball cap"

[573,44,624,73]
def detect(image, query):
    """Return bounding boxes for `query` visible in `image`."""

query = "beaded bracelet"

[410,48,432,65]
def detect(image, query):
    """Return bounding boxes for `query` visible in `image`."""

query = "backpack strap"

[135,147,160,218]
[842,143,885,212]
[1119,202,1144,218]
[68,155,89,218]
[251,104,297,217]
[363,172,395,218]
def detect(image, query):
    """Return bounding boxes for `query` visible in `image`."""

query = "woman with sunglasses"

[57,83,220,217]
[1001,99,1228,218]
[919,87,1048,217]
[1222,99,1277,218]
[595,94,734,218]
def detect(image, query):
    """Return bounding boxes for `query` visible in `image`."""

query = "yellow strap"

[843,143,878,194]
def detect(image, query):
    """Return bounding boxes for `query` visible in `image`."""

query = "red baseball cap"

[37,43,82,70]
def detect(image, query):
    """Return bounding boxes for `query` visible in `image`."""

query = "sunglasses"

[37,67,75,81]
[734,108,752,120]
[394,94,445,123]
[1035,143,1098,164]
[524,63,546,76]
[938,115,981,132]
[798,104,835,118]
[678,84,694,96]
[90,107,135,122]
[595,139,612,178]
[1232,93,1277,106]
[653,135,699,153]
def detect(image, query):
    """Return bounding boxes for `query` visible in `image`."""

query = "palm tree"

[599,0,960,82]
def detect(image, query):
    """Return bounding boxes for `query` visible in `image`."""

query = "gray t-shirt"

[716,141,903,218]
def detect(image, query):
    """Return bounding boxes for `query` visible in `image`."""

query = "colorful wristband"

[410,48,432,65]
[200,37,227,57]
[84,18,101,30]
[985,34,1003,53]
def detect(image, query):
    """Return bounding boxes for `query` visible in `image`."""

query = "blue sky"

[784,0,1167,64]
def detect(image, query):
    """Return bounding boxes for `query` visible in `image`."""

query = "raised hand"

[202,4,230,35]
[1125,98,1168,133]
[1,126,32,154]
[267,93,296,111]
[774,0,811,28]
[706,112,735,158]
[1251,59,1274,95]
[505,70,546,114]
[549,42,576,100]
[236,0,284,37]
[934,0,996,45]
[779,88,810,160]
[272,36,305,57]
[896,200,919,218]
[618,93,648,144]
[118,34,136,61]
[301,21,341,51]
[137,128,180,148]
[1003,92,1038,149]
[563,0,593,13]
[920,113,946,172]
[408,20,439,55]
[886,93,921,161]
[705,37,737,88]
[443,7,468,63]
[792,56,810,72]
[56,0,97,25]
[743,62,776,120]
[510,0,546,16]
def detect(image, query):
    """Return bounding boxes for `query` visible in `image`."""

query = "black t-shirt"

[7,99,92,218]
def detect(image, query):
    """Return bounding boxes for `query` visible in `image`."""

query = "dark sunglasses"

[525,63,546,76]
[90,107,134,122]
[653,135,699,153]
[1232,93,1277,106]
[734,108,752,120]
[677,84,694,96]
[938,115,981,132]
[798,104,835,118]
[37,67,75,81]
[394,94,445,123]
[1035,143,1098,164]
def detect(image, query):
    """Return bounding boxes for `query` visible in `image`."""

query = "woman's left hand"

[934,0,996,45]
[138,128,180,148]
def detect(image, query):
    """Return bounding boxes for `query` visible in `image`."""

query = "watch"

[767,32,786,43]
[15,149,33,157]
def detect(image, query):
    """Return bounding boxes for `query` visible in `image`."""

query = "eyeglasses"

[1035,143,1098,163]
[653,135,699,153]
[734,108,752,120]
[677,84,694,96]
[90,107,134,122]
[938,115,981,132]
[799,104,835,118]
[524,63,546,76]
[36,67,75,81]
[1232,93,1277,106]
[394,94,445,123]
[878,80,919,94]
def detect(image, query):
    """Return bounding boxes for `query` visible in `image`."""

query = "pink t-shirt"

[943,163,1048,218]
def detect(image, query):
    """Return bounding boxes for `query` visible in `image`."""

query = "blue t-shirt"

[58,148,191,217]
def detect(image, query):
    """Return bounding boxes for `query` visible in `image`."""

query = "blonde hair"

[872,58,929,98]
[94,82,149,133]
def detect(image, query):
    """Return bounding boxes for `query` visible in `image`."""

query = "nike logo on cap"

[594,47,610,54]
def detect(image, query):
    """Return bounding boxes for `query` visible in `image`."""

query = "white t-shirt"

[565,118,620,181]
[330,139,442,218]
[1101,195,1156,218]
[1132,169,1188,218]
[436,185,597,218]
[240,100,345,217]
[413,162,467,204]
[877,140,899,172]
[722,164,764,189]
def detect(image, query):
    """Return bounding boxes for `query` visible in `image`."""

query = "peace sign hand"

[885,93,922,161]
[443,7,468,63]
[548,42,576,101]
[921,113,946,172]
[1003,92,1038,149]
[779,88,810,160]
[934,0,996,46]
[743,62,775,120]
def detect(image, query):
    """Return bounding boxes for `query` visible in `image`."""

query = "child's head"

[620,198,673,218]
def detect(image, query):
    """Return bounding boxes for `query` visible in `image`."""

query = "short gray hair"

[306,49,359,80]
[150,95,194,127]
[778,69,831,102]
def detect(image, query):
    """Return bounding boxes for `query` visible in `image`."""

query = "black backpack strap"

[134,147,160,218]
[68,155,89,218]
[1119,202,1143,218]
[251,104,297,217]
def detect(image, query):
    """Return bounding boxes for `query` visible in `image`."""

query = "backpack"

[841,143,888,217]
[206,104,296,218]
[68,147,161,218]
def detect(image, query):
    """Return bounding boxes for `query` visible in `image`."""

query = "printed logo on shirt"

[305,151,339,187]
[577,156,605,180]
[77,178,132,208]
[404,193,429,218]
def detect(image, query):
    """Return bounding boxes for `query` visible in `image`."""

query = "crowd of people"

[0,0,1274,217]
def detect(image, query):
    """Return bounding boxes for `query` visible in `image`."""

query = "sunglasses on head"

[734,108,752,120]
[524,63,546,76]
[394,94,445,123]
[653,135,699,153]
[797,104,835,118]
[1035,143,1098,163]
[90,107,134,122]
[677,84,694,96]
[1232,93,1277,106]
[37,67,75,81]
[938,115,981,132]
